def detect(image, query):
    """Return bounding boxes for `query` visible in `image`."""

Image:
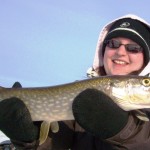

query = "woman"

[0,14,150,150]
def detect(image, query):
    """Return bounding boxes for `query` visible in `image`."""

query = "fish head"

[109,76,150,111]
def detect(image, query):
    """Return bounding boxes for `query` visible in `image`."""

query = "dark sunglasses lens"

[105,40,143,53]
[126,45,142,53]
[106,40,120,48]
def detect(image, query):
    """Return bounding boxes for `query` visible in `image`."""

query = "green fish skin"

[0,75,150,123]
[0,75,150,144]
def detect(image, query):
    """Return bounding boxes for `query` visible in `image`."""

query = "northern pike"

[0,75,150,144]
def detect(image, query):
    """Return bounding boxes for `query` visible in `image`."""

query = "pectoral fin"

[50,121,59,133]
[134,110,149,121]
[39,121,50,145]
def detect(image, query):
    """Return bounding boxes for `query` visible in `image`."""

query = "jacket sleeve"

[10,120,75,150]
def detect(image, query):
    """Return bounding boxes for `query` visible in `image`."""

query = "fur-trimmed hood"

[87,14,150,77]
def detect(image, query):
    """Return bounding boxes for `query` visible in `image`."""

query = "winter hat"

[103,18,150,65]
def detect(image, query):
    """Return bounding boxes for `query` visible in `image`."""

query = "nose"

[116,45,127,55]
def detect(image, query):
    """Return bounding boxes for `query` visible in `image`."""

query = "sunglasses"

[104,39,143,53]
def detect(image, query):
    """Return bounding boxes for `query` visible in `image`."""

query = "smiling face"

[103,37,144,75]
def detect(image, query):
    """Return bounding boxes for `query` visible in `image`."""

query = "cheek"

[103,51,108,66]
[103,50,114,69]
[103,49,114,62]
[130,53,144,67]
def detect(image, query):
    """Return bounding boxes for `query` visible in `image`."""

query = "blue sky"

[0,0,150,87]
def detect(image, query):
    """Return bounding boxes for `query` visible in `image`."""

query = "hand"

[72,88,129,139]
[0,82,39,149]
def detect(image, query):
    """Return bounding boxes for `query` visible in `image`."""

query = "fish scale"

[0,75,150,120]
[0,75,150,144]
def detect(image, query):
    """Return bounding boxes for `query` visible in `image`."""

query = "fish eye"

[142,79,150,87]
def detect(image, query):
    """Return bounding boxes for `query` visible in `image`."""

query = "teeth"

[114,60,126,64]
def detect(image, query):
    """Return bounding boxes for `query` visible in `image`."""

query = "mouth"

[113,59,128,65]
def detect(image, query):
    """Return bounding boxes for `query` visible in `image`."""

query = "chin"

[110,72,128,76]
